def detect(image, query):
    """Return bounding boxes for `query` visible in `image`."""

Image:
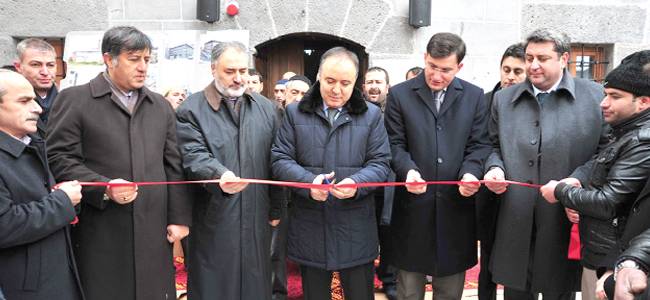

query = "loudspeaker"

[197,0,220,23]
[409,0,431,28]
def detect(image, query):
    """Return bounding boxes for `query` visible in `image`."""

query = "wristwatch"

[614,260,648,280]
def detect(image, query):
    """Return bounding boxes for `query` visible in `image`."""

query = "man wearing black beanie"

[540,50,650,300]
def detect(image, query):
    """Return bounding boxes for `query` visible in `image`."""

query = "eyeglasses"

[429,66,455,75]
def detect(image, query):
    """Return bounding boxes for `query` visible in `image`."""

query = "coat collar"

[89,72,155,106]
[610,107,650,138]
[511,68,577,103]
[297,81,368,115]
[0,130,41,158]
[410,71,464,116]
[204,80,255,111]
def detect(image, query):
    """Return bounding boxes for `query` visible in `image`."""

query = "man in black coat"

[540,50,650,300]
[271,47,391,300]
[0,70,84,300]
[384,32,491,300]
[477,42,526,300]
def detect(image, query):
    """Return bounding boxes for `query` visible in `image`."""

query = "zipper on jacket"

[612,218,618,227]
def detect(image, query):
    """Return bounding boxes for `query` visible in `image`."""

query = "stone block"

[415,21,464,54]
[368,16,415,55]
[612,43,650,69]
[236,0,277,46]
[0,35,18,67]
[182,0,197,20]
[461,22,520,57]
[110,20,164,30]
[268,0,307,36]
[125,0,180,20]
[485,0,521,22]
[389,0,409,17]
[430,0,485,22]
[110,0,124,20]
[162,21,215,31]
[341,0,391,47]
[0,0,109,37]
[521,4,645,44]
[457,56,503,92]
[307,0,348,36]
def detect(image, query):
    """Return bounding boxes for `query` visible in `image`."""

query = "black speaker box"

[409,0,431,28]
[197,0,220,23]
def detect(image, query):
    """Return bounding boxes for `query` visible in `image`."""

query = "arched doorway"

[254,32,369,99]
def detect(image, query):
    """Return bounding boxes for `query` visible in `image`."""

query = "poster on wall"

[60,30,250,96]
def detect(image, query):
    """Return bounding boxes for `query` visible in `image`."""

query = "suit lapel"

[412,73,438,117]
[438,77,462,116]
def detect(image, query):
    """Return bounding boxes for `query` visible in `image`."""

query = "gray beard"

[215,79,246,98]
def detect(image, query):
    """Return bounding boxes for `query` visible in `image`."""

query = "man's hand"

[405,169,427,194]
[565,207,579,224]
[560,177,582,188]
[106,179,138,204]
[311,172,335,201]
[615,265,648,300]
[331,177,357,199]
[458,173,480,197]
[596,270,612,299]
[167,224,189,243]
[540,180,560,203]
[220,171,249,194]
[483,167,508,194]
[269,219,281,227]
[57,180,82,206]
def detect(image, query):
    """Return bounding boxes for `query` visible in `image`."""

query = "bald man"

[0,70,84,300]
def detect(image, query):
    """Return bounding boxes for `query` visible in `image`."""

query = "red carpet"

[286,258,481,300]
[174,255,484,298]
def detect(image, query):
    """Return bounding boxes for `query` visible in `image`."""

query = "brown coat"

[46,73,191,300]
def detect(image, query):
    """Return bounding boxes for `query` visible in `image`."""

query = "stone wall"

[0,0,649,90]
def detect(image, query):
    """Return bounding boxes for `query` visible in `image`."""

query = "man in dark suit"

[384,32,491,300]
[0,70,84,300]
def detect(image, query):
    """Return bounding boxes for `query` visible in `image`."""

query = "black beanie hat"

[604,50,650,96]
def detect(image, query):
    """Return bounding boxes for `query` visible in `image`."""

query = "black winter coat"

[384,72,491,277]
[271,82,391,270]
[176,83,285,300]
[556,109,650,269]
[0,131,84,300]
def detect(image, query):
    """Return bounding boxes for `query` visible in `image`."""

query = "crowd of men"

[2,25,650,300]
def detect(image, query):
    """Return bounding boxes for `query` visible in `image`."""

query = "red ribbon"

[57,178,542,190]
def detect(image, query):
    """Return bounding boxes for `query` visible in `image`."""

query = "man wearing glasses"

[384,32,491,300]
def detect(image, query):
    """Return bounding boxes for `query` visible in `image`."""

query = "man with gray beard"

[175,41,286,300]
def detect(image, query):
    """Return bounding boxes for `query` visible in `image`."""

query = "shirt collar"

[322,101,343,112]
[532,73,563,97]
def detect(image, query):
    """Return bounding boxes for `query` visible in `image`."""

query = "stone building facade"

[0,0,648,92]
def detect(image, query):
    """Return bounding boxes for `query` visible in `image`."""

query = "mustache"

[368,87,381,95]
[26,114,40,121]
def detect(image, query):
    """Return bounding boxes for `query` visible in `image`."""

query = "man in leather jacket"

[541,50,650,300]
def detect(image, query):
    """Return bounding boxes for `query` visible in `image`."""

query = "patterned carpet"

[174,256,482,299]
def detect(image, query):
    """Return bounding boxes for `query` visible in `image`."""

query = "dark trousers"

[504,287,575,300]
[271,217,289,300]
[374,188,398,288]
[476,187,499,300]
[301,262,375,300]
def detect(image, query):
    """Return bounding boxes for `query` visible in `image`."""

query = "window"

[568,45,609,83]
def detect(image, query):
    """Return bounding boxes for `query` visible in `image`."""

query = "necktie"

[434,90,443,112]
[537,92,549,105]
[327,107,338,125]
[126,94,135,113]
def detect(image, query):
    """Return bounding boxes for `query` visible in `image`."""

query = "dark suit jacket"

[384,72,491,276]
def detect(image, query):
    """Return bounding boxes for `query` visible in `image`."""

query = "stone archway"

[254,32,369,98]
